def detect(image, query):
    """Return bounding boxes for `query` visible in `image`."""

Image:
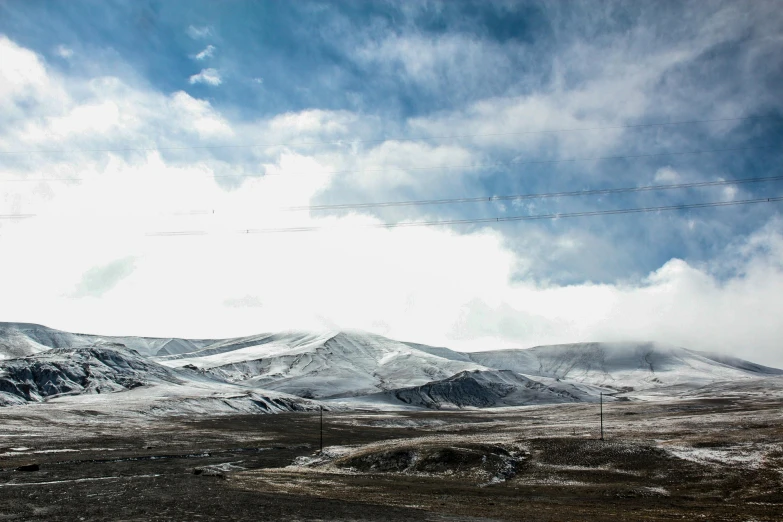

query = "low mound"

[302,441,528,484]
[339,443,525,479]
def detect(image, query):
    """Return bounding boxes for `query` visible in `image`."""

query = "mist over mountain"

[465,342,783,389]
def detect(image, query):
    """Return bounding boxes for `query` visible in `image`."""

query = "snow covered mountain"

[1,323,781,413]
[0,322,214,360]
[0,342,325,414]
[464,342,783,391]
[159,331,485,399]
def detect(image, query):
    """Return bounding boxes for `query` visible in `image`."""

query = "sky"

[1,0,782,366]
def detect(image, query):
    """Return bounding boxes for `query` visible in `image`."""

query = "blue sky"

[0,1,782,364]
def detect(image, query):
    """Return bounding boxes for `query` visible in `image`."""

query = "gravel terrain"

[1,390,781,521]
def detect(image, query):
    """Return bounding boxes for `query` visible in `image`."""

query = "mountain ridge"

[1,323,780,413]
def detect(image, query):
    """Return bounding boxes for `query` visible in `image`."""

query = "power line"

[4,175,780,220]
[0,115,766,156]
[230,144,775,180]
[143,197,783,236]
[289,175,783,212]
[1,144,773,183]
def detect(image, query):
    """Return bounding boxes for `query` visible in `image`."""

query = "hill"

[465,342,783,391]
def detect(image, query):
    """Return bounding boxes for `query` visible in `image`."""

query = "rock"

[193,467,225,478]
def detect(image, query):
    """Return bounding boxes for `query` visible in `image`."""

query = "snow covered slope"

[466,342,783,391]
[159,331,486,399]
[0,342,325,414]
[0,322,215,359]
[692,350,783,376]
[2,324,781,411]
[400,341,474,363]
[0,324,53,360]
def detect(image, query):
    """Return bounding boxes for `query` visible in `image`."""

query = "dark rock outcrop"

[0,345,180,404]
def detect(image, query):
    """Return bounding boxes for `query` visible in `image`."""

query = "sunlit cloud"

[188,68,221,86]
[193,44,215,61]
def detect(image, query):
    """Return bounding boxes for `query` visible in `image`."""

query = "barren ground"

[1,392,781,521]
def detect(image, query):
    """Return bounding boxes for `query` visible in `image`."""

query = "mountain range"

[1,322,780,414]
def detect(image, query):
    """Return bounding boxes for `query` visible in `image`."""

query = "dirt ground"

[1,393,781,521]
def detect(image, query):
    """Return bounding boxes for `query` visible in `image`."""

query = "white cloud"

[1,33,782,371]
[722,185,738,201]
[188,68,221,86]
[47,101,121,136]
[70,256,137,297]
[54,45,73,59]
[654,166,680,183]
[452,226,783,369]
[0,36,64,114]
[343,140,476,192]
[193,45,215,61]
[168,91,233,137]
[186,25,212,39]
[368,3,783,166]
[354,32,529,108]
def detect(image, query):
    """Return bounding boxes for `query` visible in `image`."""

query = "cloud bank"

[0,1,781,367]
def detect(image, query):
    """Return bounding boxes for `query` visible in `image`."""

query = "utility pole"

[319,405,323,453]
[600,392,604,441]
